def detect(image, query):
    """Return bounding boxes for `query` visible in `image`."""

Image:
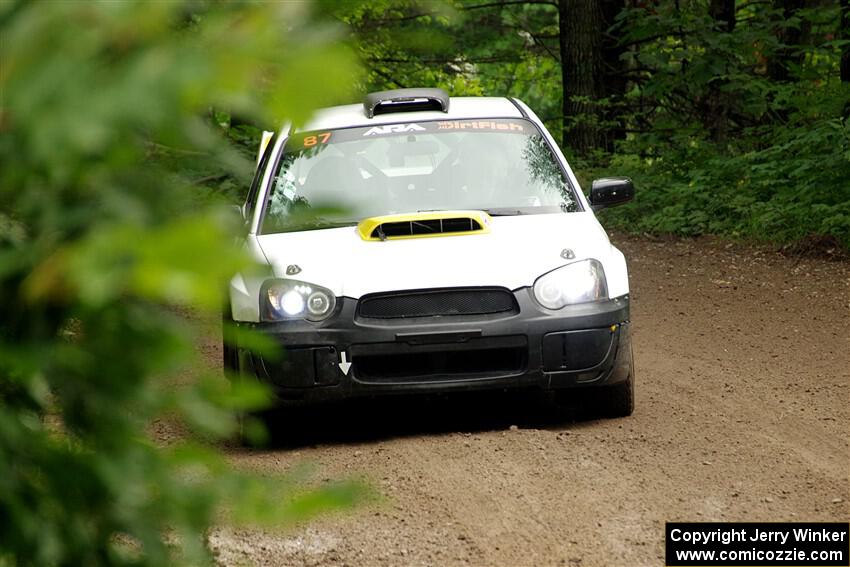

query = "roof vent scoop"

[364,88,450,118]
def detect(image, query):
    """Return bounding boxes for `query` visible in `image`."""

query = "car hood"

[255,212,614,299]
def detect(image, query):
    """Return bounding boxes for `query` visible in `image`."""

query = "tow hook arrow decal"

[338,351,352,375]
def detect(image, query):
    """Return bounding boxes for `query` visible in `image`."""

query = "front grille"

[357,288,518,319]
[352,337,528,383]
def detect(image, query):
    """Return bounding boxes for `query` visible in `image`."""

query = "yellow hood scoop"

[357,211,492,241]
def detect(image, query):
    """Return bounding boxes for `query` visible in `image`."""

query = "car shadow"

[250,389,603,450]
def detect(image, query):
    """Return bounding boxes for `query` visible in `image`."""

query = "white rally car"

[226,88,636,418]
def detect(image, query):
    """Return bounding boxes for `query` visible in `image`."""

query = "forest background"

[1,1,847,566]
[304,0,850,249]
[322,0,850,249]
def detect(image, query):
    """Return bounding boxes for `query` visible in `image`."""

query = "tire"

[591,345,635,418]
[222,307,265,446]
[554,346,635,420]
[222,311,284,447]
[239,408,277,448]
[593,371,634,418]
[222,308,238,377]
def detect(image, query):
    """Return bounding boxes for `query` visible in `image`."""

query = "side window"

[243,134,276,217]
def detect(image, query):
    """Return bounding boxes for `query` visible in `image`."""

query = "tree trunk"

[767,0,809,83]
[841,0,850,82]
[601,0,627,148]
[558,0,623,156]
[709,0,736,32]
[704,0,735,142]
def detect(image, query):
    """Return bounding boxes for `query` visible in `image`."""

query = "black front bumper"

[236,289,631,403]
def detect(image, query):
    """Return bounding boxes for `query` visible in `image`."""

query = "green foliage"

[337,0,561,111]
[336,0,850,249]
[593,115,850,246]
[592,1,850,247]
[0,2,364,566]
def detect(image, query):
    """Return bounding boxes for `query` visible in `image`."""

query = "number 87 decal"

[303,132,331,147]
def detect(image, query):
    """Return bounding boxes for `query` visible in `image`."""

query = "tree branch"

[735,0,772,11]
[371,67,407,89]
[461,0,558,10]
[358,0,557,25]
[367,55,525,65]
[617,29,697,48]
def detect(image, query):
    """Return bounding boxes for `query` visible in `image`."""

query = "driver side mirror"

[589,177,634,211]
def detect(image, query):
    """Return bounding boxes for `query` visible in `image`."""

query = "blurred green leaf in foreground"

[0,1,364,565]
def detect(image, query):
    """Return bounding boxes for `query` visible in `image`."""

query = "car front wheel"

[554,346,635,420]
[222,309,239,377]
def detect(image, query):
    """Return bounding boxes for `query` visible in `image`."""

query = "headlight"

[262,279,336,321]
[533,259,608,309]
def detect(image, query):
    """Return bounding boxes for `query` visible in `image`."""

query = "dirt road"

[210,234,850,567]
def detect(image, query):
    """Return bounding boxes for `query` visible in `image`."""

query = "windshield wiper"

[276,219,358,232]
[480,208,526,216]
[416,208,526,216]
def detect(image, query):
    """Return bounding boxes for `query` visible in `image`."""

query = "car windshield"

[261,118,580,234]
